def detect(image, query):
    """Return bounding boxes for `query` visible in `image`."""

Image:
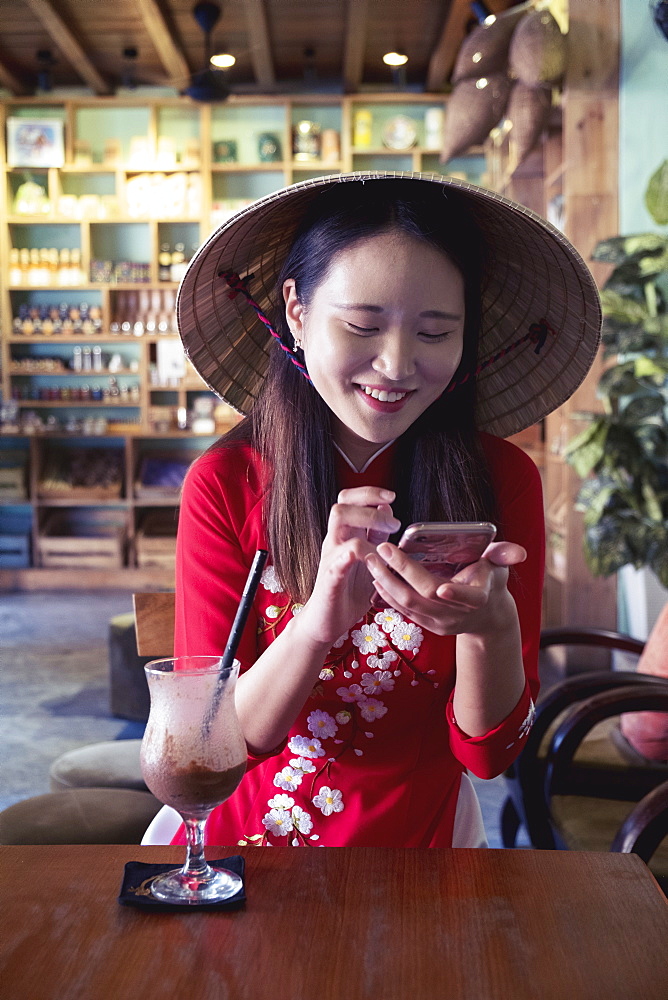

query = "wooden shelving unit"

[0,93,491,589]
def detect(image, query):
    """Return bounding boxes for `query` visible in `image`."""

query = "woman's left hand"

[365,540,527,637]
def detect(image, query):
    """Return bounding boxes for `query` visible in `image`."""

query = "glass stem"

[182,815,211,881]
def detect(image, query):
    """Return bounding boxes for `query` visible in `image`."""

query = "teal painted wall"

[620,0,668,232]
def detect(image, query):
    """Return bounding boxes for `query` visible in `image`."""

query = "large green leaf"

[645,160,668,225]
[564,421,608,476]
[599,289,648,326]
[593,233,666,265]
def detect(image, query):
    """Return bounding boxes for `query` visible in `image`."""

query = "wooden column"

[543,0,620,655]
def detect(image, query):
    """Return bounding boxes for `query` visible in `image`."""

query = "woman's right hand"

[293,486,400,650]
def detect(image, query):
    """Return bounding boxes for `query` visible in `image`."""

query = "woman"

[150,172,601,848]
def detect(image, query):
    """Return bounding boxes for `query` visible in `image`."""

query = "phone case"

[398,521,496,579]
[370,521,496,607]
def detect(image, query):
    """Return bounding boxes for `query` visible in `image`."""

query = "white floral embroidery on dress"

[374,608,403,633]
[313,786,344,816]
[391,620,424,652]
[290,756,316,773]
[292,806,313,834]
[367,650,398,670]
[263,807,293,836]
[268,793,294,810]
[518,699,536,738]
[273,765,303,791]
[260,564,283,593]
[361,669,395,695]
[336,683,363,703]
[288,735,326,758]
[351,622,386,655]
[307,709,338,739]
[358,697,388,722]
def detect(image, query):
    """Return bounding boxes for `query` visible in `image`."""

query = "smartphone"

[370,520,497,609]
[398,521,497,579]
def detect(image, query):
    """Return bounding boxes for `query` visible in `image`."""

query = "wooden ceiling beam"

[135,0,191,87]
[243,0,275,91]
[0,56,31,96]
[426,0,513,92]
[24,0,112,95]
[342,0,368,93]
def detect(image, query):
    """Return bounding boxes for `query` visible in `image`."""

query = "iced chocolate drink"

[141,657,247,817]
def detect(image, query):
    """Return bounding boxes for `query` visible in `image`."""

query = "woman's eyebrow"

[335,303,462,321]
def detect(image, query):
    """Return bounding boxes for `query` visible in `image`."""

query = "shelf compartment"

[135,508,178,570]
[37,507,127,569]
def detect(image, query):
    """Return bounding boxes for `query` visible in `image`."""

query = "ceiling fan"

[183,1,231,102]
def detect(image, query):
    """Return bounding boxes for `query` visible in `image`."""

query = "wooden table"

[1,846,667,1000]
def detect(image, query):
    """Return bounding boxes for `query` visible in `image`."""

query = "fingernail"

[377,543,392,559]
[379,490,395,501]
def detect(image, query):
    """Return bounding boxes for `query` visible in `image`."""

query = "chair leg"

[500,797,521,848]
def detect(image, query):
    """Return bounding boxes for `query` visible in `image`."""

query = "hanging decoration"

[441,1,566,169]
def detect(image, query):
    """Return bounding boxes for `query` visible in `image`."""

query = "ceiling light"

[210,52,235,68]
[383,52,408,67]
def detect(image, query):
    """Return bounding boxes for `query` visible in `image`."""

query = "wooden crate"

[134,454,192,500]
[0,467,27,501]
[135,511,177,569]
[37,510,126,569]
[37,447,123,500]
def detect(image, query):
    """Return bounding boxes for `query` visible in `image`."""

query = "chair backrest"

[132,592,175,657]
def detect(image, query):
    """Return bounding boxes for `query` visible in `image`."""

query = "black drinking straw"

[202,549,268,736]
[220,548,268,672]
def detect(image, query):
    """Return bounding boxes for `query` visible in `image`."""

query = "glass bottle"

[159,242,172,282]
[170,242,186,282]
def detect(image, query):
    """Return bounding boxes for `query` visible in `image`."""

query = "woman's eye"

[419,331,451,342]
[347,323,378,334]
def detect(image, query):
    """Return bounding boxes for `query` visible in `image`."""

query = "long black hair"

[224,180,496,602]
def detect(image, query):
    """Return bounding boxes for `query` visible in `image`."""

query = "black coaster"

[118,855,246,911]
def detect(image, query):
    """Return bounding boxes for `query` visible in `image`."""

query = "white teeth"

[362,386,408,403]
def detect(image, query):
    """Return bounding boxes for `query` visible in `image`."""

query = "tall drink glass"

[140,655,247,904]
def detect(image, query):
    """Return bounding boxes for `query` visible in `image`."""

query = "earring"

[292,335,302,353]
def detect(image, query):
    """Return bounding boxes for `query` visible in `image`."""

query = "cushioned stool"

[108,612,152,722]
[0,788,161,845]
[50,739,145,792]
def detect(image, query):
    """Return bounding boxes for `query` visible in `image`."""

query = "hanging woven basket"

[452,4,529,83]
[506,80,553,166]
[441,73,512,162]
[509,8,566,87]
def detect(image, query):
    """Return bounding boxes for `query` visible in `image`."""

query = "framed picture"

[7,118,65,167]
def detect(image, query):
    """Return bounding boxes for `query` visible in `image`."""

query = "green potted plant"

[565,160,668,588]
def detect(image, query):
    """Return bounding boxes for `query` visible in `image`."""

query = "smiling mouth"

[359,385,411,403]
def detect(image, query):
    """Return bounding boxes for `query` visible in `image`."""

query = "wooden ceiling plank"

[243,0,276,91]
[342,0,368,93]
[23,0,112,95]
[135,0,191,86]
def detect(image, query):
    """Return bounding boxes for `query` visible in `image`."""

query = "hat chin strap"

[221,271,311,381]
[220,271,555,396]
[445,318,556,394]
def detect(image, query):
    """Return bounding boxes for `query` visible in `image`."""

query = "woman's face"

[283,230,466,469]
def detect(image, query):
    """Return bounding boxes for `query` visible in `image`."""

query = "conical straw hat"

[177,171,601,439]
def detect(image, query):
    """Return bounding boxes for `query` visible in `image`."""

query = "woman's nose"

[371,332,416,381]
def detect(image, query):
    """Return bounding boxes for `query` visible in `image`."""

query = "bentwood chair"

[501,628,668,889]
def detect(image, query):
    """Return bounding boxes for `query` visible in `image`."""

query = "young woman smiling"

[144,173,601,849]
